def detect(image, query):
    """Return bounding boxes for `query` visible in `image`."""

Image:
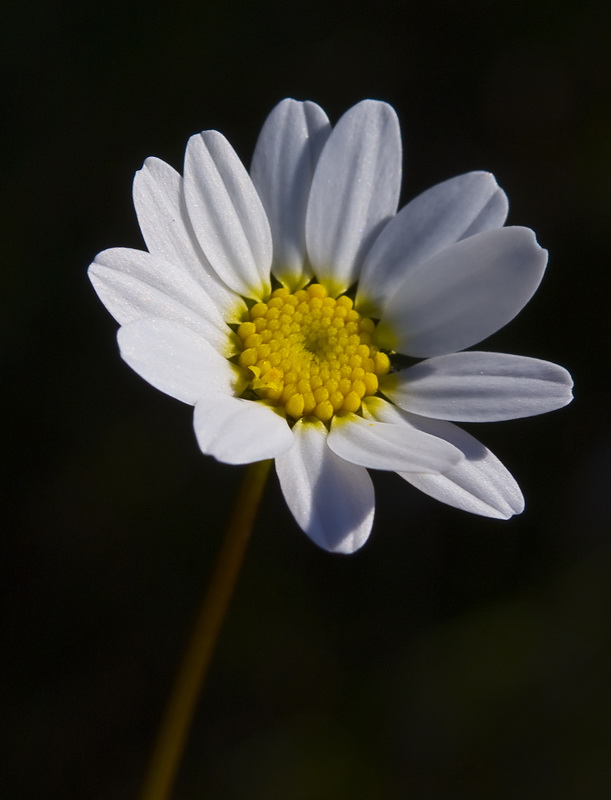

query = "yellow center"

[236,283,390,422]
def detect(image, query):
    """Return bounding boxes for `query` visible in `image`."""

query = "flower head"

[89,99,573,553]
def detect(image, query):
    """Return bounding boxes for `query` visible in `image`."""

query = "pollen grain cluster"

[237,284,390,422]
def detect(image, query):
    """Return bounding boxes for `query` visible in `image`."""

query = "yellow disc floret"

[237,284,390,422]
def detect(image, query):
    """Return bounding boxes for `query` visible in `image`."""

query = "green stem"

[138,459,273,800]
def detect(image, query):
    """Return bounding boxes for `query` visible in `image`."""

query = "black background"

[2,1,610,798]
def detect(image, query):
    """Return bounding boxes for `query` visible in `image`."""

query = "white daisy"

[89,99,573,554]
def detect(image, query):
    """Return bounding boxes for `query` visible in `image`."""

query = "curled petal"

[275,419,374,553]
[194,393,293,464]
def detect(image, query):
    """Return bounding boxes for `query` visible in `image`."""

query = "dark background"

[2,1,610,798]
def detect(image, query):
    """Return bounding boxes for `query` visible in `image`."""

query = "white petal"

[89,248,236,355]
[363,397,523,518]
[133,157,246,321]
[356,171,508,315]
[193,393,293,464]
[250,99,331,290]
[275,419,374,553]
[183,131,272,300]
[402,423,523,518]
[377,227,548,357]
[117,318,245,404]
[382,351,574,421]
[327,412,463,473]
[305,100,402,295]
[461,184,508,238]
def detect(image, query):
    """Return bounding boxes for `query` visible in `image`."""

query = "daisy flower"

[89,99,573,554]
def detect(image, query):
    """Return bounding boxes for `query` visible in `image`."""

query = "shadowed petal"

[356,171,508,315]
[364,397,523,518]
[377,227,548,357]
[401,422,523,519]
[382,351,574,421]
[306,100,401,295]
[275,419,374,553]
[251,99,331,290]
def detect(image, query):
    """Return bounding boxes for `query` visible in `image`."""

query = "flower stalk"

[138,459,272,800]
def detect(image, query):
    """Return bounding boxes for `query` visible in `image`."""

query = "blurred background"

[2,0,610,797]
